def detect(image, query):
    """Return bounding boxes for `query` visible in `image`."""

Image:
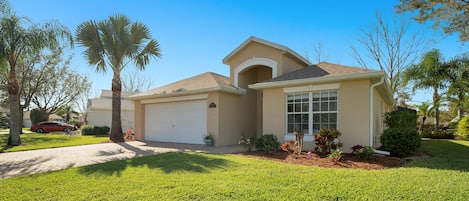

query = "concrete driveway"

[0,141,246,179]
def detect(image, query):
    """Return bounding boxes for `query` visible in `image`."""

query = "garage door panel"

[144,100,207,144]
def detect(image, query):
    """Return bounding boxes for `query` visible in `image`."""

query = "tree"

[31,46,90,116]
[29,108,47,124]
[76,14,161,142]
[416,102,432,132]
[396,0,469,42]
[403,49,451,130]
[74,81,91,125]
[56,104,77,123]
[303,43,330,64]
[0,1,72,146]
[312,43,329,64]
[446,54,469,120]
[351,14,426,100]
[122,70,154,92]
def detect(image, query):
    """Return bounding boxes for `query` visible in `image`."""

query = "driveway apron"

[0,141,245,179]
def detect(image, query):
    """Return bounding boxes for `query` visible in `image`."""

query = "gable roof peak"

[223,36,311,66]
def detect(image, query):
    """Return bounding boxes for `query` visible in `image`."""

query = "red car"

[31,121,78,133]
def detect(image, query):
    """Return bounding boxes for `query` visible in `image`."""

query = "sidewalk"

[0,141,246,179]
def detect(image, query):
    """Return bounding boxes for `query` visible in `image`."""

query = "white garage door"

[144,100,207,144]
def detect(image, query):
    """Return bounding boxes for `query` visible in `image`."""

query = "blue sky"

[10,0,468,103]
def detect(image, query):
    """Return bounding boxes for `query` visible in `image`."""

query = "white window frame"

[285,88,339,135]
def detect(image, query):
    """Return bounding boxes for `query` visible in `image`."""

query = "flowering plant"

[239,135,256,152]
[125,129,134,141]
[281,140,297,154]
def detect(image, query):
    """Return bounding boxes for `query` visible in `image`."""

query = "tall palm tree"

[416,102,432,132]
[0,10,72,146]
[403,49,451,130]
[446,55,469,120]
[76,14,161,142]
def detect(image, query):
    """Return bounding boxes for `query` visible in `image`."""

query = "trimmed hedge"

[255,134,280,155]
[380,128,421,157]
[81,125,110,135]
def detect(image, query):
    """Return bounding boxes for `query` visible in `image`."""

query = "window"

[287,90,338,134]
[287,93,309,134]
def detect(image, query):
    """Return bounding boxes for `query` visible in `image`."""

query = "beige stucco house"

[129,36,394,151]
[87,90,138,132]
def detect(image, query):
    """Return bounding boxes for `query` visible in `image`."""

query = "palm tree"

[416,102,432,132]
[403,49,451,130]
[0,9,72,145]
[76,14,161,142]
[446,55,469,120]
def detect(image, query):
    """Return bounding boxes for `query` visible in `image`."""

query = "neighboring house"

[129,36,394,151]
[87,90,138,132]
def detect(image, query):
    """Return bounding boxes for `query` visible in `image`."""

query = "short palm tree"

[403,49,451,130]
[0,10,72,146]
[417,102,432,132]
[76,14,161,142]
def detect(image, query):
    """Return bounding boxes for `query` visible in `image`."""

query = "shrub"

[457,116,469,140]
[421,130,455,139]
[352,145,374,160]
[328,149,343,163]
[380,128,421,157]
[359,147,374,160]
[255,134,280,155]
[314,129,343,157]
[281,140,297,154]
[81,125,110,135]
[30,108,48,124]
[384,110,418,129]
[448,121,459,129]
[239,135,256,152]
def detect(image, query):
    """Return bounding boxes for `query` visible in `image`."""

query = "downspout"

[369,77,384,147]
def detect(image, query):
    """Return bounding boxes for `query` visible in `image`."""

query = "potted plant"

[204,134,214,146]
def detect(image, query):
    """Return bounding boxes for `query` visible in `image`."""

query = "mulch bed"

[238,151,423,170]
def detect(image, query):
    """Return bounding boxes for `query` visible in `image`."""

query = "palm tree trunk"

[110,72,124,142]
[7,70,21,146]
[433,86,440,131]
[458,93,464,120]
[420,116,426,132]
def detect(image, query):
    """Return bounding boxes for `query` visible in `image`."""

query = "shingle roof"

[130,72,243,99]
[265,62,375,82]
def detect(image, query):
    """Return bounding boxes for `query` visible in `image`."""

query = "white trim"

[369,77,384,147]
[283,83,341,93]
[141,94,208,104]
[234,57,278,87]
[249,71,385,90]
[129,87,246,100]
[285,90,339,136]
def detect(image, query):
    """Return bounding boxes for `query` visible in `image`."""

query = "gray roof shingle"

[265,62,375,82]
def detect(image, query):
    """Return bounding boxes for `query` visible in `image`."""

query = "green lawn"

[1,140,468,200]
[0,133,109,153]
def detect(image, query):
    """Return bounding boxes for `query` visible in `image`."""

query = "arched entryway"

[235,59,276,136]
